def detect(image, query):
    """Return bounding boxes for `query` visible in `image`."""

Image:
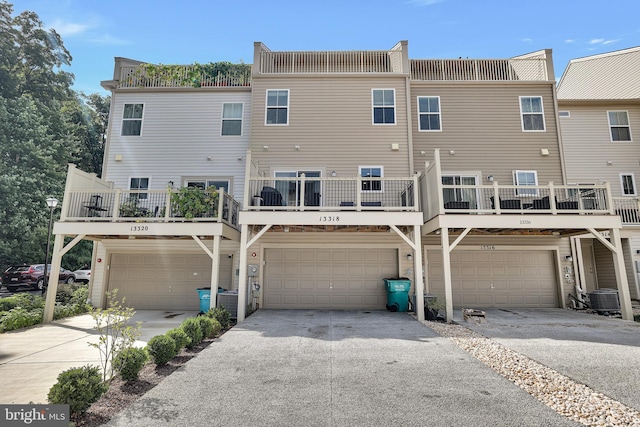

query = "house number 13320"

[130,225,149,231]
[319,216,340,222]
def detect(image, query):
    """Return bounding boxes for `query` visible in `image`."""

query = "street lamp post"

[43,196,59,295]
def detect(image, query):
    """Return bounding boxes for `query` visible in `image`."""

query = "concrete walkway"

[0,310,196,404]
[105,310,576,426]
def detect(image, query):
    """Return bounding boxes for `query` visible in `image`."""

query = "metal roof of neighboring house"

[557,46,640,101]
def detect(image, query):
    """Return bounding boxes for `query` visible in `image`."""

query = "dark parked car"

[2,264,75,292]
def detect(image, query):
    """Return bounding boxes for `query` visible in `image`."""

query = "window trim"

[359,166,384,192]
[513,170,539,196]
[417,96,442,132]
[620,173,636,196]
[265,89,289,126]
[128,176,150,200]
[183,177,232,194]
[221,102,244,136]
[519,96,546,132]
[371,89,396,125]
[607,110,632,142]
[121,103,144,136]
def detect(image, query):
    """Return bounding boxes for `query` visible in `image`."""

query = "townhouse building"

[42,41,635,323]
[557,46,640,303]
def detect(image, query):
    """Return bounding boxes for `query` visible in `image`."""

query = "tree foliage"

[0,1,109,270]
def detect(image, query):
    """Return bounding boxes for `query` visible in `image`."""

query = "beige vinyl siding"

[105,91,251,199]
[411,84,563,184]
[559,103,640,197]
[250,77,411,177]
[592,238,638,299]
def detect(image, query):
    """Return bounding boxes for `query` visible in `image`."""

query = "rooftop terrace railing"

[259,50,404,74]
[410,58,548,81]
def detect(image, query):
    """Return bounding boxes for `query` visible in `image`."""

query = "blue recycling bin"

[197,287,211,313]
[384,278,411,312]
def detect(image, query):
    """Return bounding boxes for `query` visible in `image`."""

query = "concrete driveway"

[452,308,640,412]
[105,310,576,426]
[0,310,196,404]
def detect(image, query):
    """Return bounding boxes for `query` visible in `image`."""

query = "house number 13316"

[319,216,340,222]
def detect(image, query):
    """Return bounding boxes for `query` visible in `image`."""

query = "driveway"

[452,308,640,412]
[105,310,576,426]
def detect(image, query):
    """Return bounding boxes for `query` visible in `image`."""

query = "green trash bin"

[196,287,211,313]
[384,278,411,312]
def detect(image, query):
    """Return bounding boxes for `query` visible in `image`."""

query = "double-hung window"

[620,174,636,196]
[519,96,545,131]
[360,166,383,191]
[372,89,395,124]
[221,103,243,136]
[266,90,289,125]
[608,111,632,141]
[129,177,149,201]
[122,103,144,136]
[417,96,441,131]
[185,179,230,193]
[513,170,538,196]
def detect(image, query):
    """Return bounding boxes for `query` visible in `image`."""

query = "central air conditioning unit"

[588,289,620,312]
[216,291,238,319]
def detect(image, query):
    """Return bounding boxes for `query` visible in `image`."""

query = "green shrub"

[0,296,19,312]
[70,286,89,306]
[146,335,176,365]
[206,306,231,329]
[55,283,86,305]
[114,347,148,381]
[47,365,107,415]
[0,307,44,332]
[10,293,45,310]
[166,328,190,354]
[197,316,217,338]
[181,317,203,349]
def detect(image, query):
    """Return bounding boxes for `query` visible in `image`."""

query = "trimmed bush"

[114,347,148,381]
[197,316,216,338]
[0,307,44,332]
[47,365,107,415]
[181,317,203,349]
[147,335,176,366]
[0,297,19,312]
[166,328,190,354]
[206,306,231,329]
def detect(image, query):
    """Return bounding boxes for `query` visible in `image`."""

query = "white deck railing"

[612,198,640,224]
[61,189,240,228]
[259,50,403,74]
[410,58,548,81]
[246,176,419,211]
[118,65,252,89]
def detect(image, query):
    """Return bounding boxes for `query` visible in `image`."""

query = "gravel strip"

[422,320,640,427]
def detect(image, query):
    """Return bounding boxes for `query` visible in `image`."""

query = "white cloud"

[564,39,575,44]
[406,0,445,6]
[86,34,130,45]
[50,19,89,36]
[602,39,620,45]
[521,38,533,44]
[589,38,605,44]
[589,38,620,46]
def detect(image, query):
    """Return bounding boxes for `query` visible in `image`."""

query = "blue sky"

[11,0,640,95]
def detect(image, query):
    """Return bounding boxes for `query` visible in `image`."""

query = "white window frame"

[265,89,289,126]
[184,178,231,194]
[221,103,243,136]
[417,96,442,132]
[513,170,538,196]
[359,166,384,192]
[620,173,636,196]
[372,89,396,125]
[607,111,632,142]
[519,96,545,132]
[129,176,150,200]
[121,103,144,136]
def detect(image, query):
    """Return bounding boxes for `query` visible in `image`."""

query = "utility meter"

[248,264,259,277]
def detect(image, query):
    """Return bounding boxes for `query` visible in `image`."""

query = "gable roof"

[557,46,640,101]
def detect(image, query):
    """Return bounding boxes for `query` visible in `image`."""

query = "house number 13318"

[319,216,340,222]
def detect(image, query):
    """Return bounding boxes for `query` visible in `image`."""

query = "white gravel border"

[421,320,640,427]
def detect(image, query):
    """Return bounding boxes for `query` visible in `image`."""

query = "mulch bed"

[71,335,220,427]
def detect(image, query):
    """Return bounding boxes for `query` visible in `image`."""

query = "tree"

[0,1,108,270]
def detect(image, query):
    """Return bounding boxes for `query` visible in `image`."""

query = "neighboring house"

[42,57,249,320]
[557,46,640,303]
[42,42,635,322]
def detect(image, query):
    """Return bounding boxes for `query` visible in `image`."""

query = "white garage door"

[108,253,234,311]
[263,248,397,309]
[427,250,558,308]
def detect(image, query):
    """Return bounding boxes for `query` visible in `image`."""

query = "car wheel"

[65,276,75,284]
[36,279,45,290]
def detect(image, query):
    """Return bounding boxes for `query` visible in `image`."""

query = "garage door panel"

[427,250,557,308]
[264,248,396,309]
